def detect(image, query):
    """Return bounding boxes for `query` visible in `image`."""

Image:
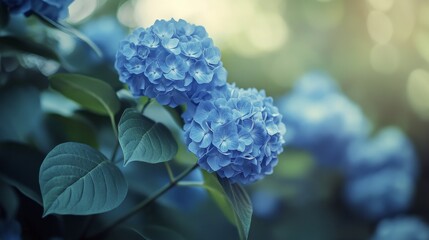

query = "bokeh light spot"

[407,69,429,120]
[367,11,393,44]
[370,43,399,74]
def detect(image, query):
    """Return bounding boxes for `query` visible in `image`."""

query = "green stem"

[141,98,152,114]
[110,140,120,162]
[109,113,118,138]
[177,181,204,187]
[87,163,199,239]
[164,162,174,182]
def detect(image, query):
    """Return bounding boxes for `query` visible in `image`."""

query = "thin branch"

[87,163,199,239]
[164,162,174,182]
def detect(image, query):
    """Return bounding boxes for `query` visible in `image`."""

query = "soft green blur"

[68,0,429,122]
[64,0,429,239]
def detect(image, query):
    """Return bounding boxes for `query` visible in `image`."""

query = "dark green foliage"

[39,142,128,216]
[118,108,178,165]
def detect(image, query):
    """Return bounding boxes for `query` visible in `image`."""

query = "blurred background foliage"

[1,0,429,239]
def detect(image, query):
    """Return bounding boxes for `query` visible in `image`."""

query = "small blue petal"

[125,57,145,74]
[152,20,175,39]
[180,41,203,58]
[144,62,162,82]
[190,61,214,84]
[142,33,160,48]
[120,42,136,60]
[204,47,221,65]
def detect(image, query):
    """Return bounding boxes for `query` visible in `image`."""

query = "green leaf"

[202,171,236,225]
[0,142,44,205]
[219,178,253,240]
[202,172,253,240]
[34,13,102,57]
[118,108,178,165]
[49,73,120,116]
[0,36,60,61]
[39,142,128,216]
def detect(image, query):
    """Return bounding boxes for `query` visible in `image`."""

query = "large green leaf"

[219,178,253,240]
[39,142,128,216]
[49,73,120,116]
[118,108,178,165]
[203,172,253,240]
[0,36,60,61]
[202,171,236,225]
[0,142,44,205]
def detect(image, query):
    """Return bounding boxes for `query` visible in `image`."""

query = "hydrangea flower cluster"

[372,217,429,240]
[343,127,418,220]
[276,72,369,167]
[184,84,286,184]
[115,19,227,107]
[1,0,74,21]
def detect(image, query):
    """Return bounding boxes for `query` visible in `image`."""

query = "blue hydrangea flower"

[184,84,286,184]
[115,19,227,107]
[343,127,418,220]
[80,16,126,65]
[372,217,429,240]
[292,71,339,98]
[345,127,418,178]
[1,0,74,21]
[276,72,369,167]
[344,169,415,220]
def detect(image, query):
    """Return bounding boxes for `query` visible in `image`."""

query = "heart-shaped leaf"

[49,73,120,116]
[118,108,178,165]
[39,142,127,216]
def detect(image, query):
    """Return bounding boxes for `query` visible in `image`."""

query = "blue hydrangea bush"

[115,19,227,107]
[2,2,425,238]
[1,0,74,21]
[276,72,369,167]
[184,84,286,184]
[343,127,418,220]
